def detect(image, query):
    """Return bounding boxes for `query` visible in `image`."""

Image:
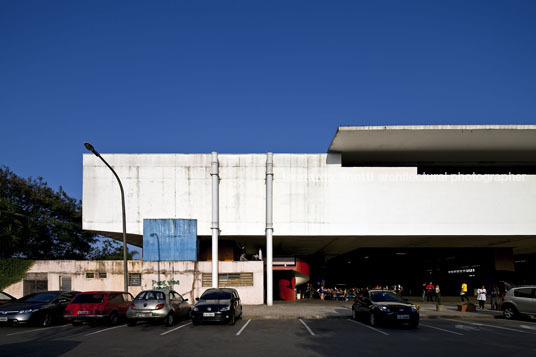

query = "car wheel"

[165,313,175,327]
[369,312,377,327]
[109,312,119,326]
[127,319,137,327]
[503,306,517,320]
[228,312,236,326]
[352,309,357,320]
[42,313,53,327]
[71,321,82,326]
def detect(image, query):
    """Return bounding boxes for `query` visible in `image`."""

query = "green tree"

[0,166,97,259]
[90,239,139,260]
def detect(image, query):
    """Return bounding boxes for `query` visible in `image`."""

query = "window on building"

[202,273,254,287]
[98,272,107,279]
[86,272,95,279]
[23,273,48,295]
[60,276,72,291]
[128,273,141,286]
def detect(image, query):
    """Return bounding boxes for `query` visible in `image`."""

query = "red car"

[64,291,134,326]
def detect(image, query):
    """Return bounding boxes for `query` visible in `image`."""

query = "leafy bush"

[0,259,34,290]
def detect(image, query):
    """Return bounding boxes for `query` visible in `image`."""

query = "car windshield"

[17,292,60,303]
[370,291,404,303]
[135,291,165,301]
[0,292,13,301]
[200,290,232,300]
[72,293,105,304]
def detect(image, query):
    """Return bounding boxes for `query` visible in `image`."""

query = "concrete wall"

[4,260,264,305]
[83,153,536,237]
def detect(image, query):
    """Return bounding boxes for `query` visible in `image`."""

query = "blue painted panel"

[143,219,198,261]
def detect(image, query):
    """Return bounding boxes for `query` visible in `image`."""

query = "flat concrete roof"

[328,125,536,164]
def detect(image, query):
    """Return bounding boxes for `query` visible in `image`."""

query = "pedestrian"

[490,285,500,310]
[435,284,441,303]
[422,283,426,301]
[460,282,470,302]
[426,282,435,302]
[477,285,487,309]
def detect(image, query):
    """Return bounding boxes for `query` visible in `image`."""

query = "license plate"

[203,312,215,317]
[78,311,88,315]
[0,316,7,322]
[397,314,410,320]
[136,313,150,317]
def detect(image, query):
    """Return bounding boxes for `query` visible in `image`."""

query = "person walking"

[435,284,441,303]
[460,282,470,302]
[490,285,500,310]
[477,285,487,309]
[425,282,435,302]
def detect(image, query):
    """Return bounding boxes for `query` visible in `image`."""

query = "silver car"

[502,286,536,319]
[126,289,190,326]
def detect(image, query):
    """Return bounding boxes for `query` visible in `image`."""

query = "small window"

[514,288,534,298]
[128,273,142,286]
[86,272,95,279]
[98,272,107,279]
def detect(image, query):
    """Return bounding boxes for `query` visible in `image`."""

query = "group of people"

[313,284,404,301]
[422,282,442,302]
[463,283,504,310]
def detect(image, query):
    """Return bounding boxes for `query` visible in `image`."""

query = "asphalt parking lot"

[1,316,536,357]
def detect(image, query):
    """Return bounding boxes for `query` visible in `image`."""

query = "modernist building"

[79,125,536,301]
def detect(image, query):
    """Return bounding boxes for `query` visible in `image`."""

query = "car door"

[169,292,182,317]
[175,292,189,318]
[514,288,535,314]
[233,291,242,317]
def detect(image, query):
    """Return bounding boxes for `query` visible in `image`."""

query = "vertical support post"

[266,152,274,306]
[211,152,220,288]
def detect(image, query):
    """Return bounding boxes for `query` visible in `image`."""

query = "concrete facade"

[83,153,536,255]
[4,260,264,304]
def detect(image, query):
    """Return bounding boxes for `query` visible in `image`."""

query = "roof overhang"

[328,125,536,164]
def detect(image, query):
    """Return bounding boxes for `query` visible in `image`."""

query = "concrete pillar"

[266,152,274,306]
[211,152,219,288]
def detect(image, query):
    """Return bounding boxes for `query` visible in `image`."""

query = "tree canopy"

[0,166,97,259]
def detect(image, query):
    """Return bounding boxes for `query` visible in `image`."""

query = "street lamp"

[150,233,160,285]
[84,142,129,292]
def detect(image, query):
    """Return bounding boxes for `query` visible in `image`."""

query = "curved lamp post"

[84,142,128,292]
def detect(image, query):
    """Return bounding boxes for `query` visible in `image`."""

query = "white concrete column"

[211,152,219,288]
[266,152,273,306]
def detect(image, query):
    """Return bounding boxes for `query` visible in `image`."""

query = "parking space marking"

[236,319,251,336]
[347,319,389,336]
[420,323,463,336]
[6,324,70,336]
[299,319,315,336]
[160,322,192,336]
[443,319,533,335]
[520,325,536,331]
[83,325,125,336]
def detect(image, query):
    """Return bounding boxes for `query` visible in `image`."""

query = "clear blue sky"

[1,0,536,200]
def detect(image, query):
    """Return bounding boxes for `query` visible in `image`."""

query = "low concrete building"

[4,260,264,304]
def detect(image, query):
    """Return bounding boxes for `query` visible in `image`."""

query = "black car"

[191,288,242,325]
[0,292,16,306]
[352,290,419,328]
[0,291,79,327]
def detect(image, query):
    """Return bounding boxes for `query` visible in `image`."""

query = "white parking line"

[236,319,251,336]
[420,323,463,336]
[299,319,315,336]
[347,319,389,336]
[83,325,125,336]
[6,324,70,336]
[443,319,533,335]
[160,322,192,336]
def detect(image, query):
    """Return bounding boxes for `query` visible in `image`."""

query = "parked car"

[0,292,16,306]
[0,291,79,327]
[64,291,134,326]
[126,289,190,327]
[502,286,536,320]
[352,289,419,328]
[191,288,242,326]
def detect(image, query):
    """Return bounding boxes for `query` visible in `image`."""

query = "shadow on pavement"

[0,340,80,356]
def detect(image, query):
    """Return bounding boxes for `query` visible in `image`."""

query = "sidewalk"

[242,298,504,320]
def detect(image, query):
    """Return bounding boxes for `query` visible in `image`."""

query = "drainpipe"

[211,152,219,288]
[266,152,274,306]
